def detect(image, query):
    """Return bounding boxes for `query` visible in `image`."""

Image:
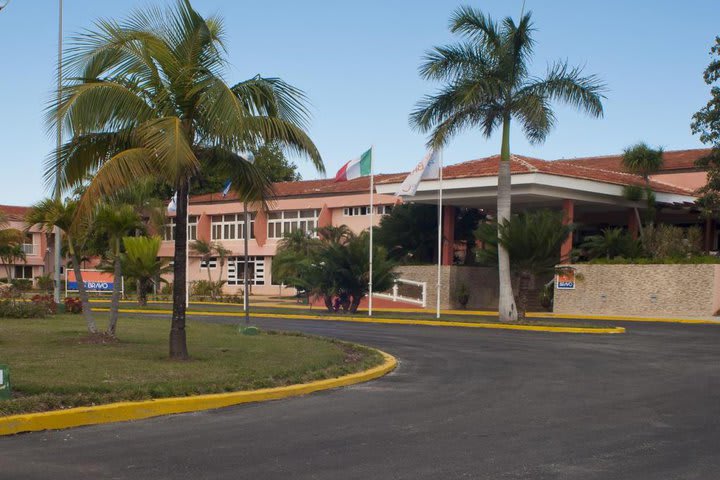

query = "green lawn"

[0,314,383,416]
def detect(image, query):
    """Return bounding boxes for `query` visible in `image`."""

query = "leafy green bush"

[642,224,703,259]
[10,278,33,292]
[191,280,225,298]
[587,256,720,265]
[35,274,54,293]
[0,299,49,318]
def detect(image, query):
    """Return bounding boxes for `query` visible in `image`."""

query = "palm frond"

[525,61,606,118]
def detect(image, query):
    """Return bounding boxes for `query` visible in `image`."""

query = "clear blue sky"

[0,0,717,205]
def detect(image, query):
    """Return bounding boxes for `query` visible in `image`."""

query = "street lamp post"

[54,0,63,305]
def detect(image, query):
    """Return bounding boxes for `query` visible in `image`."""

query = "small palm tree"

[322,232,396,313]
[122,236,171,306]
[622,143,664,232]
[0,229,25,283]
[476,210,573,320]
[579,228,641,260]
[49,0,323,359]
[95,203,143,336]
[214,242,232,285]
[411,6,605,321]
[26,198,97,334]
[191,239,216,284]
[316,225,355,245]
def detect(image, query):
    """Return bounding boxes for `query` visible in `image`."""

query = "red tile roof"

[189,148,707,203]
[554,148,713,173]
[0,205,30,221]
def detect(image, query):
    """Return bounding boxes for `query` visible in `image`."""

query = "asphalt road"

[1,316,719,479]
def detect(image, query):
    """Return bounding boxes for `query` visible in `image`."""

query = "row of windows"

[211,214,255,241]
[267,210,319,239]
[343,205,393,216]
[199,256,266,286]
[165,208,391,242]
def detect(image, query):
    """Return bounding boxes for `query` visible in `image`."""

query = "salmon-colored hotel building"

[0,148,714,295]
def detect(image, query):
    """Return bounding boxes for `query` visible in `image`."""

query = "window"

[14,266,33,279]
[200,258,217,269]
[210,213,255,240]
[226,256,266,285]
[163,216,198,241]
[343,205,392,216]
[267,210,319,239]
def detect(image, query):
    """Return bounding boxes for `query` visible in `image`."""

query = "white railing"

[21,244,35,255]
[375,278,427,307]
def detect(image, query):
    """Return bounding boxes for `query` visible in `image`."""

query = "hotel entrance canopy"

[376,154,697,213]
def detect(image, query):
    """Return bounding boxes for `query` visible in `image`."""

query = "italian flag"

[334,148,372,182]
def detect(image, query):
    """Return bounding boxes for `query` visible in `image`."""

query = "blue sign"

[67,280,114,292]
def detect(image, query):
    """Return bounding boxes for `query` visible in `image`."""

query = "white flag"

[167,192,177,213]
[395,149,440,196]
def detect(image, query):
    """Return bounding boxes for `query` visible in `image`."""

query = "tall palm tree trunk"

[170,182,190,360]
[497,117,518,322]
[516,271,532,322]
[107,239,122,336]
[68,241,97,334]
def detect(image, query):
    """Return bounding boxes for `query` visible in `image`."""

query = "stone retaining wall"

[394,265,500,310]
[553,264,720,317]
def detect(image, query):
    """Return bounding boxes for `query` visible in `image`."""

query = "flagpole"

[368,145,374,317]
[436,149,443,319]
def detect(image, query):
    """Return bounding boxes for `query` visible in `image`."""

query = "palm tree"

[26,199,97,334]
[410,6,605,321]
[95,203,143,336]
[191,239,216,285]
[579,228,641,260]
[476,210,573,320]
[47,0,323,359]
[316,224,355,245]
[0,229,25,283]
[322,232,396,313]
[622,143,664,233]
[214,242,231,286]
[122,236,171,307]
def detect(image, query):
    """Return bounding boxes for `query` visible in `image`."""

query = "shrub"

[64,297,83,314]
[10,278,33,293]
[31,294,57,315]
[642,224,703,259]
[588,255,720,265]
[0,299,49,318]
[35,274,54,293]
[191,280,225,298]
[539,281,554,311]
[160,282,173,295]
[455,283,470,309]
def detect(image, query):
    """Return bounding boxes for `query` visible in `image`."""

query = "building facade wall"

[162,193,396,296]
[553,264,720,317]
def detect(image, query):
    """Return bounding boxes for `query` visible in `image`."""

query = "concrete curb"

[0,351,397,437]
[93,307,626,335]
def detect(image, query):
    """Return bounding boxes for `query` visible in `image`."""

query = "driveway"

[1,317,719,479]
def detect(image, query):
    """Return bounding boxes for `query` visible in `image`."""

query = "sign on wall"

[66,270,122,293]
[556,269,576,290]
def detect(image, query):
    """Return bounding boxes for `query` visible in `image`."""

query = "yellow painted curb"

[0,351,397,437]
[93,307,625,335]
[528,312,720,325]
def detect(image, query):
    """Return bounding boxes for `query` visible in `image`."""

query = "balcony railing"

[21,244,35,255]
